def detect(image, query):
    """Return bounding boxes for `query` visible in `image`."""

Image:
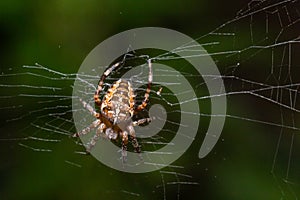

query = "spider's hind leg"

[128,125,143,162]
[94,62,124,107]
[85,123,106,153]
[72,119,101,137]
[121,131,129,163]
[128,125,141,154]
[136,59,152,111]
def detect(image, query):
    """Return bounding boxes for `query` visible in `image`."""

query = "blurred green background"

[1,0,300,199]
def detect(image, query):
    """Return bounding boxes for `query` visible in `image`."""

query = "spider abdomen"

[101,79,135,124]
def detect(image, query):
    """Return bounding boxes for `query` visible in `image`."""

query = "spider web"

[1,0,300,199]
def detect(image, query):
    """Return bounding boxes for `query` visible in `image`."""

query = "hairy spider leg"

[73,99,101,137]
[72,119,101,137]
[132,118,152,126]
[94,62,124,106]
[136,59,152,111]
[79,98,100,118]
[86,123,106,153]
[121,131,129,163]
[127,125,141,153]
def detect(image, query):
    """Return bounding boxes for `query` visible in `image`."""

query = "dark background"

[1,0,300,199]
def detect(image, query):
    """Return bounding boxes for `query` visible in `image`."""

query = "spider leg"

[156,87,163,96]
[121,131,128,163]
[136,59,152,111]
[132,118,152,126]
[72,119,101,137]
[94,62,124,106]
[79,99,100,118]
[128,125,141,153]
[85,123,106,153]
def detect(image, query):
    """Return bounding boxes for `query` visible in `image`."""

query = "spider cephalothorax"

[73,60,153,161]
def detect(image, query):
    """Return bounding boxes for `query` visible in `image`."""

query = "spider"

[73,59,153,161]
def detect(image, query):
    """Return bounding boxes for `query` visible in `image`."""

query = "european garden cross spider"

[73,59,153,161]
